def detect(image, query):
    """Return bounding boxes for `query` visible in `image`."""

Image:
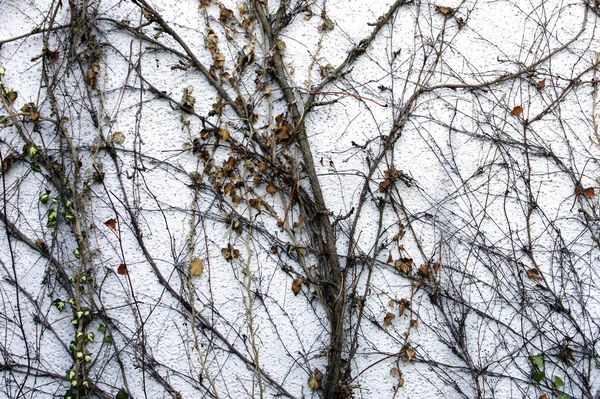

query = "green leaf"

[31,163,41,172]
[103,334,113,344]
[40,192,50,204]
[97,324,106,333]
[73,248,81,258]
[553,375,564,388]
[531,355,544,369]
[532,370,545,382]
[557,394,569,399]
[52,299,65,312]
[116,388,129,399]
[47,209,57,227]
[27,145,39,158]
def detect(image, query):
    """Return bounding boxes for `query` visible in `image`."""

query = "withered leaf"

[403,345,415,362]
[7,91,18,102]
[511,105,523,116]
[104,218,117,231]
[291,277,303,295]
[582,187,595,197]
[399,298,410,316]
[386,252,393,264]
[527,268,543,280]
[277,219,284,228]
[536,79,546,89]
[307,369,322,390]
[219,6,234,22]
[383,311,396,327]
[218,128,230,141]
[388,299,395,307]
[410,319,419,328]
[390,367,399,377]
[394,258,413,274]
[438,6,454,15]
[249,198,263,209]
[379,178,393,192]
[418,264,430,279]
[21,102,40,121]
[113,131,125,144]
[266,183,276,195]
[190,258,204,276]
[276,121,291,141]
[117,264,127,275]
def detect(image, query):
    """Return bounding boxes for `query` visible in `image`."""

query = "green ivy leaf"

[554,375,564,388]
[27,145,39,158]
[47,209,57,227]
[557,394,569,399]
[73,248,81,258]
[52,299,65,312]
[531,355,544,368]
[40,192,50,204]
[116,388,129,399]
[532,370,545,382]
[103,334,113,344]
[30,163,41,172]
[97,324,106,333]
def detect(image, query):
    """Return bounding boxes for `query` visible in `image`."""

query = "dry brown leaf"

[582,187,595,197]
[7,90,18,102]
[538,394,548,399]
[383,311,396,327]
[104,218,117,231]
[291,277,303,295]
[190,258,204,276]
[219,128,230,141]
[527,268,543,280]
[536,79,546,89]
[386,252,393,264]
[117,264,127,275]
[394,258,413,274]
[390,367,399,376]
[403,346,415,362]
[399,298,410,316]
[438,6,454,15]
[277,219,284,228]
[410,319,419,328]
[219,7,234,22]
[307,369,322,390]
[388,299,395,307]
[418,264,430,279]
[266,183,276,195]
[511,105,523,116]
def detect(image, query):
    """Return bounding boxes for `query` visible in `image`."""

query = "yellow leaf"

[190,258,204,276]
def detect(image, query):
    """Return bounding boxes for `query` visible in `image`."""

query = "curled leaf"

[291,277,303,295]
[383,311,396,327]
